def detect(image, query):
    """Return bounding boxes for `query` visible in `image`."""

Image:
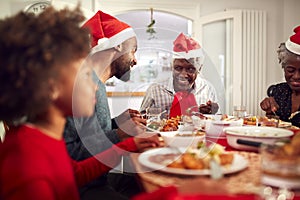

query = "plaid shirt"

[140,76,218,113]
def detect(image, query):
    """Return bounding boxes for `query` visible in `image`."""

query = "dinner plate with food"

[138,143,248,175]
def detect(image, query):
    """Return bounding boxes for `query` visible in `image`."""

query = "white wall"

[197,0,300,85]
[93,0,300,87]
[1,0,299,116]
[4,0,299,83]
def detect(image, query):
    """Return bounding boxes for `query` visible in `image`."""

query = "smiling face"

[172,58,198,92]
[282,52,300,93]
[111,37,137,82]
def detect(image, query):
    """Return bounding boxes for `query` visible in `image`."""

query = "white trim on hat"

[172,48,205,69]
[285,38,300,55]
[91,27,136,54]
[173,48,204,59]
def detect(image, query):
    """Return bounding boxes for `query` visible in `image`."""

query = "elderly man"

[64,10,146,200]
[140,33,219,117]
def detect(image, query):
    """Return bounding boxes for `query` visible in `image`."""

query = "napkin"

[169,91,198,118]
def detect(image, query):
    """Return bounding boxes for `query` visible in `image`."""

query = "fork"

[271,111,280,128]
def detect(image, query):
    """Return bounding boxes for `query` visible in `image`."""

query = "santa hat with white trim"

[172,33,205,70]
[82,10,136,53]
[285,25,300,55]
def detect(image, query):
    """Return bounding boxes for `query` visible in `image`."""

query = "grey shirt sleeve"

[64,116,120,161]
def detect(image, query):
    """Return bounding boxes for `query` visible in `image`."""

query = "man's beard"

[118,70,131,82]
[111,58,131,82]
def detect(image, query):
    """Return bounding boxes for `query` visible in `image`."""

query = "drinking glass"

[232,105,247,119]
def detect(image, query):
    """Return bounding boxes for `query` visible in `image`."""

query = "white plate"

[224,126,293,138]
[138,147,248,175]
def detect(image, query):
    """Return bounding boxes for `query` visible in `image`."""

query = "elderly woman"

[260,26,300,127]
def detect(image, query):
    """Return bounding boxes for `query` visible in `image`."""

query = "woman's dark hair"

[0,6,90,125]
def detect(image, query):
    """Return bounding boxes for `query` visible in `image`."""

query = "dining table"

[129,127,300,200]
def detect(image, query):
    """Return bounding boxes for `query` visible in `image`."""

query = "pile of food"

[150,142,234,170]
[147,114,246,133]
[160,116,182,132]
[243,115,295,128]
[257,116,279,127]
[243,116,257,125]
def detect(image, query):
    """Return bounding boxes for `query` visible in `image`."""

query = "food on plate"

[150,142,234,170]
[181,153,205,169]
[147,113,244,133]
[243,116,257,125]
[161,116,181,131]
[147,116,182,132]
[257,116,279,127]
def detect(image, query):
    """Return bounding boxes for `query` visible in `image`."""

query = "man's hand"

[199,100,219,114]
[128,109,147,126]
[115,109,146,126]
[260,97,279,114]
[116,109,147,141]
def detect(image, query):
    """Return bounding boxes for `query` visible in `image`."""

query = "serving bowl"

[204,115,243,138]
[224,126,294,151]
[160,130,205,148]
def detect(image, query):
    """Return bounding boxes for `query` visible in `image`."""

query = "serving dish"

[204,115,243,138]
[160,130,205,148]
[224,126,293,151]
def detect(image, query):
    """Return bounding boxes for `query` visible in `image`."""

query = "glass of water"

[233,105,247,119]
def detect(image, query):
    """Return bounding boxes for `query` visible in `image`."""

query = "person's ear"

[113,44,123,52]
[48,79,60,101]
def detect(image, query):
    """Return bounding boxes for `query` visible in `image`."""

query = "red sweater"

[0,125,137,200]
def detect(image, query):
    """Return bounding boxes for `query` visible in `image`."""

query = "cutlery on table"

[268,111,280,128]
